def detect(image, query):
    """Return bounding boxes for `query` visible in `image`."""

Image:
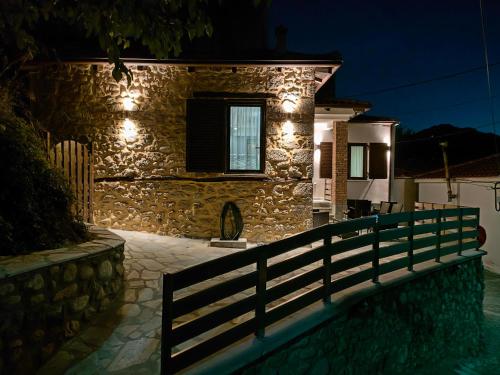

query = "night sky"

[269,0,500,132]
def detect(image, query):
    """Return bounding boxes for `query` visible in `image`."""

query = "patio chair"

[377,202,403,231]
[345,199,372,219]
[391,202,404,213]
[371,201,392,216]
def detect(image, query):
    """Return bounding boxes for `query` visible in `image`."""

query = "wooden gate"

[50,140,94,223]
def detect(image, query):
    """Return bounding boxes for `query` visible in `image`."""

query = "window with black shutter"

[186,99,226,172]
[319,142,332,178]
[186,98,265,173]
[369,142,388,179]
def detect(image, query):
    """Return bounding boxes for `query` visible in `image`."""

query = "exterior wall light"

[282,93,298,113]
[282,99,296,113]
[314,122,328,145]
[314,148,321,162]
[283,120,295,141]
[383,135,391,147]
[123,118,137,142]
[123,97,135,111]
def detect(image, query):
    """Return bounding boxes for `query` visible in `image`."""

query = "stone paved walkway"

[36,229,411,375]
[37,230,247,375]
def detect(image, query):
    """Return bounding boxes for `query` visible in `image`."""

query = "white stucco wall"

[392,178,417,211]
[418,179,500,273]
[347,123,392,203]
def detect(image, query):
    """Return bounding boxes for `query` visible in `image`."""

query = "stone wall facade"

[0,228,125,374]
[27,63,318,241]
[240,257,484,374]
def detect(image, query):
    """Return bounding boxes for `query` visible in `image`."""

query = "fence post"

[435,210,442,262]
[256,252,267,338]
[408,212,415,271]
[458,208,463,255]
[161,273,174,375]
[323,235,332,303]
[476,209,481,251]
[372,221,380,283]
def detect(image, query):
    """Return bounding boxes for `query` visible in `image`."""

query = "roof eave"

[26,57,343,68]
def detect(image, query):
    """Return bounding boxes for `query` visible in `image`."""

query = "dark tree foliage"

[0,1,215,253]
[0,89,87,255]
[0,0,213,84]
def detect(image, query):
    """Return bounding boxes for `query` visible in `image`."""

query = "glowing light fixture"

[123,118,137,142]
[282,93,298,113]
[314,122,328,145]
[314,148,321,162]
[283,120,295,141]
[123,97,135,111]
[282,99,296,113]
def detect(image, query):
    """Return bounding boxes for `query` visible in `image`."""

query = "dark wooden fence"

[50,140,94,223]
[161,208,480,374]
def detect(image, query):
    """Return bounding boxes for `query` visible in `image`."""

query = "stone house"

[25,56,342,242]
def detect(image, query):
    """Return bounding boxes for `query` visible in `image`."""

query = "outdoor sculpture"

[220,201,243,240]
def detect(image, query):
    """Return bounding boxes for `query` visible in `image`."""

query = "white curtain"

[350,145,364,178]
[229,106,261,170]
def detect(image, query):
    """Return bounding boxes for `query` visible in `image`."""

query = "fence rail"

[161,208,480,374]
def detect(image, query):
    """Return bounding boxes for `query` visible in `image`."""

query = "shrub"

[0,99,87,255]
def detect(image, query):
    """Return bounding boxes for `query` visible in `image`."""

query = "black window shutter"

[186,99,226,172]
[319,142,333,178]
[369,143,388,179]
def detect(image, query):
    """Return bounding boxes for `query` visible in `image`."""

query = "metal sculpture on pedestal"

[220,202,243,240]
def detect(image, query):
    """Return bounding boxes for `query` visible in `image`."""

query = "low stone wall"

[0,227,125,374]
[239,257,484,374]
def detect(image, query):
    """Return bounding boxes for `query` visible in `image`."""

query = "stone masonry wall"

[0,228,125,374]
[27,63,317,241]
[240,258,484,374]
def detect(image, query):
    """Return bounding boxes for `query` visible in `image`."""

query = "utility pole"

[439,141,456,202]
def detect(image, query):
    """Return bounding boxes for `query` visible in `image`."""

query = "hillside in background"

[395,124,500,176]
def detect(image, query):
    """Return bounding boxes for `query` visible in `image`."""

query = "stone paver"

[37,230,248,374]
[37,229,414,374]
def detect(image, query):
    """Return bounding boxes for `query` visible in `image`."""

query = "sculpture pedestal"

[210,238,247,249]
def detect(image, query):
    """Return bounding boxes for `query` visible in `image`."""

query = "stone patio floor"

[37,229,248,375]
[37,228,382,375]
[36,228,445,375]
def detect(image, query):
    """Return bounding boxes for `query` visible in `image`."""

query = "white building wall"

[347,123,392,203]
[392,178,417,211]
[312,120,334,201]
[418,180,500,274]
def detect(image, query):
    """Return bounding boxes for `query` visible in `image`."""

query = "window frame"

[348,143,367,180]
[225,100,266,174]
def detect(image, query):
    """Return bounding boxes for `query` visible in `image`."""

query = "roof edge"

[25,57,343,68]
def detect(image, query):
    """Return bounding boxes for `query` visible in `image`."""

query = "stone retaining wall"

[0,227,125,374]
[240,257,484,374]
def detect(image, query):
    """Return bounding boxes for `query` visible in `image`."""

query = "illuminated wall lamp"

[282,120,295,141]
[282,99,296,113]
[123,118,137,142]
[123,97,135,111]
